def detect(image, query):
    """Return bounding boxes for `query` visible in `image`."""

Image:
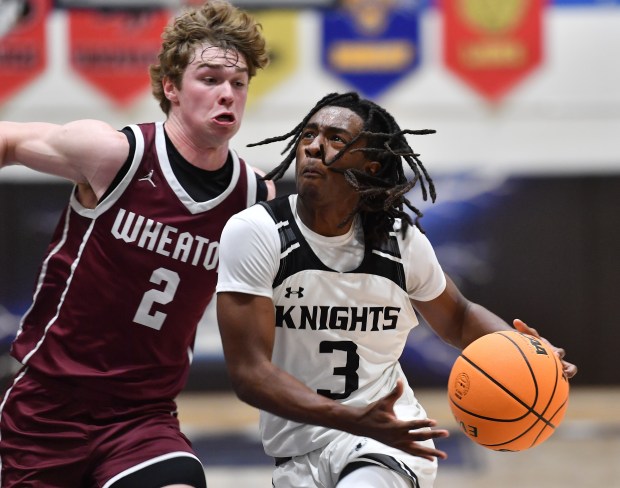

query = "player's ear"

[163,76,179,104]
[366,161,381,176]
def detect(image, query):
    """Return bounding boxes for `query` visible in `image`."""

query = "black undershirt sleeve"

[255,174,268,202]
[98,127,135,202]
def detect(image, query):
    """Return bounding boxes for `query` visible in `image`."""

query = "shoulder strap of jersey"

[235,154,260,208]
[356,230,407,292]
[258,196,297,254]
[259,197,330,288]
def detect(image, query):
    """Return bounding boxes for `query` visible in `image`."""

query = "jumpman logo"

[138,170,156,187]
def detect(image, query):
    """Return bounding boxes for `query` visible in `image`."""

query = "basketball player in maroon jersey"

[0,1,272,487]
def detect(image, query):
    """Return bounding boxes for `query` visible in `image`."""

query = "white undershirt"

[292,200,364,272]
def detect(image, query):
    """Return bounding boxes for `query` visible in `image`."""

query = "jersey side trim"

[20,218,96,365]
[13,208,72,342]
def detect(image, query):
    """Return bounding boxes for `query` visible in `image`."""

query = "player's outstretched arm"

[413,274,577,380]
[0,120,129,198]
[413,273,513,350]
[216,291,448,460]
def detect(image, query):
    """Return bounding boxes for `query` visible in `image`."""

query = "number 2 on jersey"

[317,340,360,400]
[133,267,180,330]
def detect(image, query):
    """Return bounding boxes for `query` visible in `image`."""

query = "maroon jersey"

[10,122,259,402]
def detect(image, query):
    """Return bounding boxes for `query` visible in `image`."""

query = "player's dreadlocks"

[249,92,437,247]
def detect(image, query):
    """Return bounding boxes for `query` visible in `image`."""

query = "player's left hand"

[513,319,578,380]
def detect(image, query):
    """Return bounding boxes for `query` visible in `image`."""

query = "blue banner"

[321,2,422,99]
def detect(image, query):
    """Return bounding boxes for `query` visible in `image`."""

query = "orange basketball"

[447,330,569,452]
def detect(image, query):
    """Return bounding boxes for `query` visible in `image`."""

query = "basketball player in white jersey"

[216,92,577,488]
[0,1,274,486]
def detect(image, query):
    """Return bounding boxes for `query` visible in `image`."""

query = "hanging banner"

[321,0,422,99]
[0,0,50,105]
[442,0,545,102]
[68,9,171,107]
[246,10,299,107]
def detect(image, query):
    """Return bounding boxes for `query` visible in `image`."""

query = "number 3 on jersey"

[318,340,360,400]
[133,267,180,330]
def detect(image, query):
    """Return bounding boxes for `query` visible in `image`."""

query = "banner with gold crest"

[246,10,299,107]
[442,0,545,101]
[321,0,422,99]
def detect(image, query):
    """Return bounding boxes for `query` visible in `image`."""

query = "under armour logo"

[284,287,304,298]
[350,438,367,455]
[138,170,156,187]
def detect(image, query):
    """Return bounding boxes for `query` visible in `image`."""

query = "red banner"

[0,0,50,105]
[442,0,545,102]
[68,9,171,107]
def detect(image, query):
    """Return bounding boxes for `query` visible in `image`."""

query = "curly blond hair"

[150,0,269,114]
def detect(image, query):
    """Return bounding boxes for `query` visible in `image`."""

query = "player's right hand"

[352,379,449,461]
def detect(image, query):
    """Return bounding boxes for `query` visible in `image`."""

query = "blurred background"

[1,0,619,486]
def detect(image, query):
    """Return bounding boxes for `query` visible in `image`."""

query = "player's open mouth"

[215,113,235,123]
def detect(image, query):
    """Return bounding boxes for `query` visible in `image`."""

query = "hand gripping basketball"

[447,329,570,452]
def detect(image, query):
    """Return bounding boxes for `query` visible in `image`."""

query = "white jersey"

[217,194,446,458]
